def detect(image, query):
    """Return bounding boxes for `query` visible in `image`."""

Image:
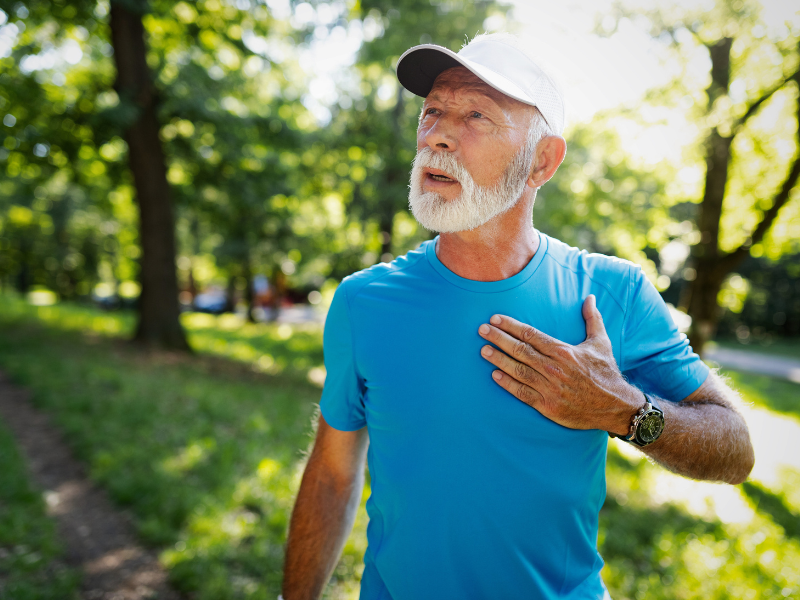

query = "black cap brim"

[396,47,463,98]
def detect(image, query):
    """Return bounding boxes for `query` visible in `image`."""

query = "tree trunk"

[379,221,393,260]
[16,252,31,294]
[267,269,285,322]
[51,192,72,299]
[109,0,188,350]
[224,273,237,313]
[683,38,734,357]
[683,39,800,356]
[187,215,200,299]
[681,261,726,356]
[378,86,407,261]
[243,256,256,323]
[187,267,198,300]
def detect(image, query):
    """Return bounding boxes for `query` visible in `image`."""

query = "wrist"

[607,384,644,437]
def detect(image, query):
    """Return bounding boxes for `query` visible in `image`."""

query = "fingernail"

[492,371,502,380]
[479,324,490,335]
[481,346,493,357]
[490,315,501,325]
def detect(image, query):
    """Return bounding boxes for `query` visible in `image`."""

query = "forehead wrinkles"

[426,67,532,125]
[428,81,505,108]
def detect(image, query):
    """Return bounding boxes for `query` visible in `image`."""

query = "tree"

[603,1,800,355]
[109,0,188,348]
[0,0,189,348]
[0,1,135,300]
[141,0,314,321]
[0,0,315,337]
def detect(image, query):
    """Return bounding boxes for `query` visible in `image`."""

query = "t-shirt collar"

[425,231,548,293]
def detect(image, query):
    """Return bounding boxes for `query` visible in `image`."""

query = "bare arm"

[478,295,754,485]
[642,370,754,484]
[282,415,369,600]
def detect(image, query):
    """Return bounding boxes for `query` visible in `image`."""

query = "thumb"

[582,294,607,341]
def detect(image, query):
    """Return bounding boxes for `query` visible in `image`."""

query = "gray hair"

[527,107,553,151]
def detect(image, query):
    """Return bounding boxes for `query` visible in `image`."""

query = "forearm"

[282,460,364,600]
[640,373,754,484]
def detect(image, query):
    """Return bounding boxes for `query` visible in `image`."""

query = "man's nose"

[421,117,458,152]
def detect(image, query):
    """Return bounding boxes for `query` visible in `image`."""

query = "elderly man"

[282,33,754,600]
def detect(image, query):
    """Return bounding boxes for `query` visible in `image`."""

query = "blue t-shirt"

[320,233,708,600]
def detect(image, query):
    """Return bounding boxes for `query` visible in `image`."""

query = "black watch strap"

[609,392,665,447]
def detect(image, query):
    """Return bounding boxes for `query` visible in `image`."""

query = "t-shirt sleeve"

[319,283,367,431]
[620,266,709,401]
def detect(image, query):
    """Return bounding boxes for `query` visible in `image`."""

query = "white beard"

[408,140,535,233]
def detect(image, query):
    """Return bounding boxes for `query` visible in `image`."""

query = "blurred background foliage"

[0,0,797,352]
[0,0,800,597]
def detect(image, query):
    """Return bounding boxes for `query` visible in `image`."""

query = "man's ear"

[528,136,567,189]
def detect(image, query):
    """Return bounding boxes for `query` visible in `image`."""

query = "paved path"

[704,347,800,383]
[0,372,182,600]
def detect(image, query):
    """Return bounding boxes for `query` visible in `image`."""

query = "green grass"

[0,293,799,599]
[0,421,81,599]
[601,448,800,599]
[722,370,800,422]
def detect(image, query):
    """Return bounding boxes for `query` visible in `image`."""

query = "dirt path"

[0,371,182,600]
[705,347,800,383]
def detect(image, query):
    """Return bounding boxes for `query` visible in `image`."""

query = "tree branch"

[732,68,800,135]
[722,69,800,272]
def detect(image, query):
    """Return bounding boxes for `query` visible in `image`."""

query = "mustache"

[411,148,472,185]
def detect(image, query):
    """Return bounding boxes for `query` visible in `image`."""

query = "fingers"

[482,315,562,355]
[489,368,544,409]
[479,322,543,365]
[480,344,548,389]
[582,294,608,341]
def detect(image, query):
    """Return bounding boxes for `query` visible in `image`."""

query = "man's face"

[408,67,536,233]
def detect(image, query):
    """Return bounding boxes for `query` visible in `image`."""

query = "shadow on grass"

[741,481,800,540]
[723,370,800,421]
[602,449,725,566]
[601,496,724,561]
[599,447,800,599]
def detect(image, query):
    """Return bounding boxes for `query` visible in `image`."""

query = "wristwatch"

[612,392,665,447]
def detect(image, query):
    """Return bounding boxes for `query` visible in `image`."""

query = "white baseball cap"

[396,34,566,137]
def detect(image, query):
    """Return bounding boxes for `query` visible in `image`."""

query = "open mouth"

[425,169,457,183]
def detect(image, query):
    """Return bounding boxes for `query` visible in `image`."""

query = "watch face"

[638,412,665,444]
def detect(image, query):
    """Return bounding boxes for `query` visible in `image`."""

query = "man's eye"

[424,108,439,116]
[470,111,483,118]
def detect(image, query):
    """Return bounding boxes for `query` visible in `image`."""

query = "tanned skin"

[281,66,754,599]
[282,418,368,600]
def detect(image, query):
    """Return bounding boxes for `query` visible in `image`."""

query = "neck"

[435,193,540,282]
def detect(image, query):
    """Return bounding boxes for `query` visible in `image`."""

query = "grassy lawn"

[0,293,798,599]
